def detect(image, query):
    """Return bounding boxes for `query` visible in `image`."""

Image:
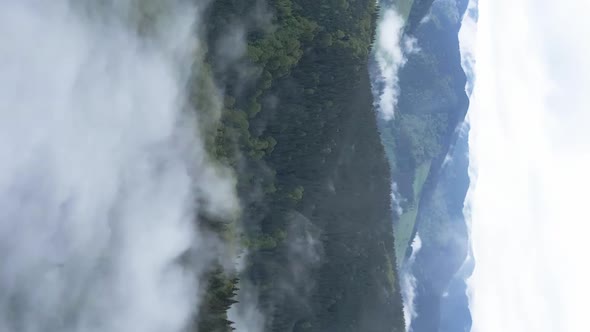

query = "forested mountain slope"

[372,0,473,330]
[0,1,412,332]
[403,1,474,331]
[194,0,406,331]
[375,0,469,265]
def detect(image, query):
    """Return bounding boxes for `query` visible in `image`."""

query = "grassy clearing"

[394,0,416,22]
[413,161,431,199]
[395,206,419,264]
[394,161,431,264]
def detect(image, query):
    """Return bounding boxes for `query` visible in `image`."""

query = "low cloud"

[404,36,421,55]
[459,0,479,95]
[0,2,238,331]
[401,234,422,331]
[373,8,411,120]
[228,281,266,332]
[230,212,322,332]
[391,182,405,217]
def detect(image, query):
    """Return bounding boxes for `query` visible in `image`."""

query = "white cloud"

[229,283,265,332]
[391,182,405,217]
[0,2,237,331]
[373,9,408,120]
[466,0,590,331]
[459,0,478,95]
[404,36,421,55]
[401,234,422,331]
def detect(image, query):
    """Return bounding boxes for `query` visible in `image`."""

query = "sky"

[466,0,590,331]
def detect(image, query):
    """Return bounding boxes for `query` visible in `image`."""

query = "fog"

[0,1,237,331]
[373,7,407,120]
[401,234,422,332]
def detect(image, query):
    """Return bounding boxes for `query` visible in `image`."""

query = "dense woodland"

[192,0,407,331]
[186,0,476,329]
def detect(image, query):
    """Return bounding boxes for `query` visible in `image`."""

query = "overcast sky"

[467,0,590,331]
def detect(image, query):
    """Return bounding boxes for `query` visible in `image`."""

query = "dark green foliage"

[197,269,240,332]
[304,69,405,332]
[196,0,406,331]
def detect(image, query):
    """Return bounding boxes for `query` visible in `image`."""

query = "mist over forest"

[0,0,485,331]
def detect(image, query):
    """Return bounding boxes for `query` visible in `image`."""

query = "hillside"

[372,0,474,330]
[196,0,407,331]
[375,0,469,265]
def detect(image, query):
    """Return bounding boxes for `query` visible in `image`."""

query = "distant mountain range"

[373,0,474,330]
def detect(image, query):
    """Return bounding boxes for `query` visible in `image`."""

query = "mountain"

[0,1,472,332]
[410,124,471,332]
[372,0,473,331]
[374,0,469,266]
[198,0,407,331]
